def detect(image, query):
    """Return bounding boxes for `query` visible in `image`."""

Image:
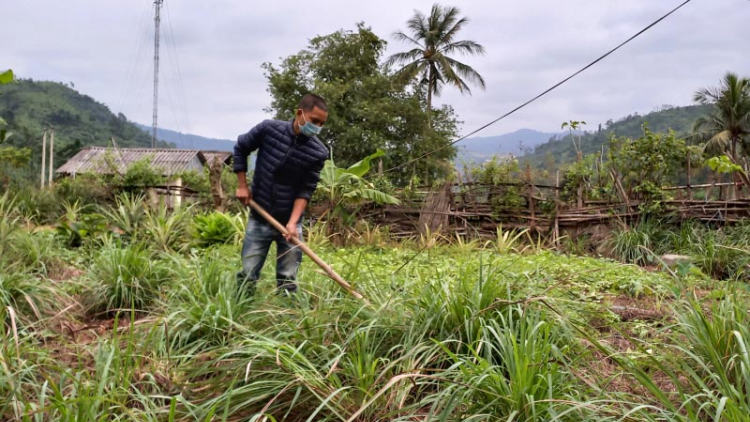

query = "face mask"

[299,110,323,137]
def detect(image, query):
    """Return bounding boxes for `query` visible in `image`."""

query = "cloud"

[2,0,749,141]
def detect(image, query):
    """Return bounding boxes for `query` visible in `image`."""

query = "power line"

[114,0,152,121]
[384,0,695,174]
[163,1,193,148]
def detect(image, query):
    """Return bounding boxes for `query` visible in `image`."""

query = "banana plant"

[316,150,400,235]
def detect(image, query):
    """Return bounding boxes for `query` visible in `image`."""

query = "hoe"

[246,199,369,304]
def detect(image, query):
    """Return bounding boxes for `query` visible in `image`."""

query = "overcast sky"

[3,0,750,141]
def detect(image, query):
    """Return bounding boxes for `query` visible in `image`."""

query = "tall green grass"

[163,249,254,350]
[83,243,170,316]
[604,219,668,265]
[6,185,750,421]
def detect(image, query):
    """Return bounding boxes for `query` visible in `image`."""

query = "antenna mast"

[151,0,164,148]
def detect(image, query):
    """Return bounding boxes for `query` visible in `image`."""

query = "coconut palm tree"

[693,72,750,160]
[386,4,486,115]
[693,72,750,198]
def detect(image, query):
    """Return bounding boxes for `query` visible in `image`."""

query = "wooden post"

[48,128,54,187]
[610,168,630,206]
[209,157,225,211]
[706,171,715,200]
[455,170,465,211]
[526,164,535,230]
[40,130,47,189]
[554,170,560,248]
[686,150,692,200]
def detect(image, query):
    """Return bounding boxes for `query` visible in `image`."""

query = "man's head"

[295,93,328,137]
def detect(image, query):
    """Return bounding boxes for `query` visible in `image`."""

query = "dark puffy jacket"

[234,119,329,224]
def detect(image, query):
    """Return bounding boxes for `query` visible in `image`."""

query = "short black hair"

[299,93,328,112]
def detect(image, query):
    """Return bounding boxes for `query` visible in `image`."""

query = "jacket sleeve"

[233,120,267,173]
[297,158,325,201]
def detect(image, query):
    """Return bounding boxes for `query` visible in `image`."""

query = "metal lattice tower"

[151,0,164,148]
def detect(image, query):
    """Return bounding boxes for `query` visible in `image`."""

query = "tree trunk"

[209,157,225,212]
[732,137,738,199]
[687,151,693,201]
[426,69,434,128]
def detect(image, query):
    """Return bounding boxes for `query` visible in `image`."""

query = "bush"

[142,202,194,252]
[690,230,749,280]
[54,175,111,208]
[5,229,67,276]
[83,244,170,316]
[56,202,110,248]
[100,191,147,242]
[0,268,58,324]
[13,187,61,225]
[604,219,670,265]
[164,251,252,349]
[191,211,245,248]
[114,156,165,191]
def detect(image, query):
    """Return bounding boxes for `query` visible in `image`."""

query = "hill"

[135,123,235,152]
[456,129,562,165]
[524,104,712,168]
[0,79,172,173]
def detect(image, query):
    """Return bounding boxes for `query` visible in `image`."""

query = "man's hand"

[284,220,300,242]
[236,186,252,206]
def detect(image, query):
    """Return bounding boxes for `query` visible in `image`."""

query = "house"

[56,147,232,206]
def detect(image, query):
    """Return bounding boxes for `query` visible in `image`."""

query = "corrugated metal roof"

[201,151,232,166]
[56,147,213,176]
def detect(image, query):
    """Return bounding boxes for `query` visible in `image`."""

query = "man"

[234,94,329,295]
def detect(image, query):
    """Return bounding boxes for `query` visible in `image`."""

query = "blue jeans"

[237,216,303,293]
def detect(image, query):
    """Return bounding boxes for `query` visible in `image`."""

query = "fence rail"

[369,180,750,239]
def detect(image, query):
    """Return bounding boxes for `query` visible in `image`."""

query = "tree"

[0,118,31,188]
[386,4,486,114]
[693,72,750,160]
[262,23,459,185]
[608,125,688,212]
[561,120,586,158]
[0,70,13,86]
[693,72,750,198]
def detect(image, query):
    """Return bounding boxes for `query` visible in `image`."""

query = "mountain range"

[134,123,236,152]
[137,124,566,165]
[0,79,712,174]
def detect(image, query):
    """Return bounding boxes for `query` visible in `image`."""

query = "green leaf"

[345,149,385,178]
[0,70,14,85]
[358,188,400,205]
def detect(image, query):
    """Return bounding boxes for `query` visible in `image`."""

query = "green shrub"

[0,191,19,246]
[84,244,169,316]
[604,219,670,265]
[53,174,111,208]
[191,211,244,248]
[115,156,166,191]
[56,201,110,248]
[142,202,194,252]
[0,268,57,324]
[446,307,578,420]
[5,229,67,276]
[690,230,749,280]
[12,187,61,225]
[100,191,147,241]
[165,251,252,349]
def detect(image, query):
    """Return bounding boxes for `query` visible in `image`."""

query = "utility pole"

[48,128,54,186]
[151,0,164,148]
[41,130,47,189]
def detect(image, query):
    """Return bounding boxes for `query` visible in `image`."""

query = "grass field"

[2,191,750,421]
